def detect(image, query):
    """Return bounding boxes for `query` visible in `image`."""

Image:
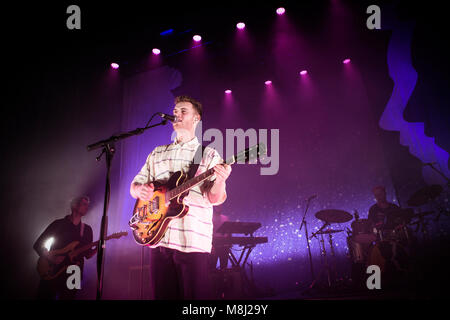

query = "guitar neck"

[165,143,265,201]
[166,167,216,200]
[72,236,114,257]
[72,240,100,257]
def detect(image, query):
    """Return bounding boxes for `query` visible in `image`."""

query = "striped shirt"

[132,137,226,253]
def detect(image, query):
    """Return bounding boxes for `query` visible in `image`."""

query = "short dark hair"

[372,186,386,194]
[174,95,202,119]
[70,196,90,211]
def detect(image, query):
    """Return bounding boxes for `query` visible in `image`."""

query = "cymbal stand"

[424,162,450,187]
[414,213,430,243]
[299,196,316,282]
[401,224,411,246]
[327,233,339,281]
[306,233,332,290]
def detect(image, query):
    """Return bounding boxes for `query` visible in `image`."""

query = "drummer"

[368,186,400,230]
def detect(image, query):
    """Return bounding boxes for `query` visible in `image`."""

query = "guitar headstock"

[228,143,267,165]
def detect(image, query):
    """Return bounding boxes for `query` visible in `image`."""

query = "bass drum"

[367,240,409,273]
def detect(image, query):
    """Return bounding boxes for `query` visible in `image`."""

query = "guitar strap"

[80,222,85,238]
[187,145,206,180]
[67,214,85,238]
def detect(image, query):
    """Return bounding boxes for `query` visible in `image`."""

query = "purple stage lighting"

[152,48,161,55]
[300,70,308,75]
[276,7,286,15]
[110,63,119,69]
[193,35,202,42]
[237,22,246,30]
[343,58,351,64]
[225,89,232,94]
[265,80,272,85]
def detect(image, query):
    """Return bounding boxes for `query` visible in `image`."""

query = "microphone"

[157,112,178,123]
[306,195,317,202]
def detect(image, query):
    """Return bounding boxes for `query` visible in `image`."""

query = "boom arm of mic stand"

[310,222,330,239]
[86,120,168,152]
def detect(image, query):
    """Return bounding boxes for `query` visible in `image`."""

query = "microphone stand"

[87,118,168,300]
[424,162,450,187]
[299,197,315,282]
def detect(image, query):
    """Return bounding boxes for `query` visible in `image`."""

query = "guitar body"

[36,231,127,280]
[130,171,190,246]
[37,241,81,281]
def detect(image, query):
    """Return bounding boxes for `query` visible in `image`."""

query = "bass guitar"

[37,231,127,280]
[129,143,266,246]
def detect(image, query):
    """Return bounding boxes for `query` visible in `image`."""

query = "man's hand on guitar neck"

[212,164,232,185]
[130,182,154,201]
[208,164,231,204]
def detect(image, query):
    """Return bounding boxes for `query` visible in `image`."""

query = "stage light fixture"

[225,89,232,94]
[110,63,119,69]
[299,70,308,75]
[276,7,286,15]
[193,35,202,42]
[237,22,246,29]
[343,58,351,64]
[152,48,161,55]
[265,80,272,85]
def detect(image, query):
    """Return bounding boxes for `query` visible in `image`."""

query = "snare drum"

[377,225,411,244]
[351,219,377,244]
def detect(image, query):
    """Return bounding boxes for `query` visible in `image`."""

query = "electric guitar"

[129,143,267,246]
[37,231,128,280]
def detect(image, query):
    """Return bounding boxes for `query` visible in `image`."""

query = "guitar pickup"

[147,213,162,221]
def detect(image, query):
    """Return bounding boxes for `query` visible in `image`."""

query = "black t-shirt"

[33,215,93,271]
[368,203,400,227]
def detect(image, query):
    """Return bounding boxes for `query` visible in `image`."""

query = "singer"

[129,95,232,299]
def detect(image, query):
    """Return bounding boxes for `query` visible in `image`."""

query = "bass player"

[33,196,97,299]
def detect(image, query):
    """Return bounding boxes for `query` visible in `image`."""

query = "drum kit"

[305,184,446,290]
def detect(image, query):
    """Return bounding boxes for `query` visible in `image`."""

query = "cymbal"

[407,184,443,207]
[315,209,352,223]
[316,229,344,235]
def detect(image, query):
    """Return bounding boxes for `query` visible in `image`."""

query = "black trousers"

[210,245,230,270]
[149,247,213,300]
[36,276,77,300]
